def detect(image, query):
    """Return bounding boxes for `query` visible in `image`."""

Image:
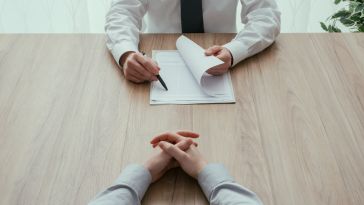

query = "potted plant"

[321,0,364,32]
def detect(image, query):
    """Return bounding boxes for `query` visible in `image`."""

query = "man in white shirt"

[105,0,281,83]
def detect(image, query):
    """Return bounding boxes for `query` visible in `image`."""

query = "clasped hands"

[143,131,207,182]
[120,45,233,83]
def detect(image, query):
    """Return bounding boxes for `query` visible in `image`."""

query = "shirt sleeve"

[105,0,148,66]
[88,164,152,205]
[223,0,281,67]
[197,163,263,205]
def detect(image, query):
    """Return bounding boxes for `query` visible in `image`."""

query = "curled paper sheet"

[176,35,226,96]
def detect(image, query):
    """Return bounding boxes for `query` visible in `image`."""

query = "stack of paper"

[150,35,235,105]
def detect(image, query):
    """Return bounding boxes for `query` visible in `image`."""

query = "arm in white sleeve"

[88,164,152,205]
[224,0,281,66]
[198,164,263,205]
[105,0,148,66]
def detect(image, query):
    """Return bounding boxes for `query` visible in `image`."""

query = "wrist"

[143,161,155,181]
[143,151,171,182]
[194,160,208,178]
[225,48,234,67]
[119,51,136,67]
[229,51,234,67]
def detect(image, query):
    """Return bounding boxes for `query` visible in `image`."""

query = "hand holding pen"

[141,52,168,91]
[119,51,168,90]
[118,51,159,82]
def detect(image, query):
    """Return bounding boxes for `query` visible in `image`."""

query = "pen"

[141,52,168,91]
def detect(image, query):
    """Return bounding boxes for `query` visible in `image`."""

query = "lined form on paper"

[150,36,235,105]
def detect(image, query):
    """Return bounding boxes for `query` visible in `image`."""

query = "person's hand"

[204,45,233,75]
[150,131,199,148]
[144,138,194,182]
[119,51,159,83]
[159,142,207,179]
[151,131,207,178]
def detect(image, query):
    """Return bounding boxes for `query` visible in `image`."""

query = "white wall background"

[0,0,342,33]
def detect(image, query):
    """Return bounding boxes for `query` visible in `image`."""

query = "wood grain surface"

[0,33,363,205]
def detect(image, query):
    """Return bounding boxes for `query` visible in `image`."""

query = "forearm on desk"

[89,163,263,205]
[88,164,151,205]
[198,164,263,205]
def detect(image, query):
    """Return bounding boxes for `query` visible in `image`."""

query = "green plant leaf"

[331,10,352,19]
[320,22,329,31]
[354,3,364,12]
[328,25,342,32]
[349,12,362,21]
[358,24,364,32]
[349,2,361,12]
[340,18,355,26]
[332,25,342,32]
[322,1,363,32]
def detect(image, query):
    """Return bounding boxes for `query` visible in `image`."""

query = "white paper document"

[150,35,236,105]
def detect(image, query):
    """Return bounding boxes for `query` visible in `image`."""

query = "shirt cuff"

[113,164,152,201]
[111,41,139,67]
[197,163,234,200]
[223,40,249,67]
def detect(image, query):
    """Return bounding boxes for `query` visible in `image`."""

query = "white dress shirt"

[105,0,281,67]
[89,164,263,205]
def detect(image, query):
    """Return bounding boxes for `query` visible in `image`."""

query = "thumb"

[159,142,188,162]
[176,138,193,151]
[205,46,222,56]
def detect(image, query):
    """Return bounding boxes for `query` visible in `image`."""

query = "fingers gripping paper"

[150,35,235,105]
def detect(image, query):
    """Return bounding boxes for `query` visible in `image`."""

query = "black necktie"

[180,0,204,33]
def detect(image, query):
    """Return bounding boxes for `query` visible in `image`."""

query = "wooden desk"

[0,34,363,205]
